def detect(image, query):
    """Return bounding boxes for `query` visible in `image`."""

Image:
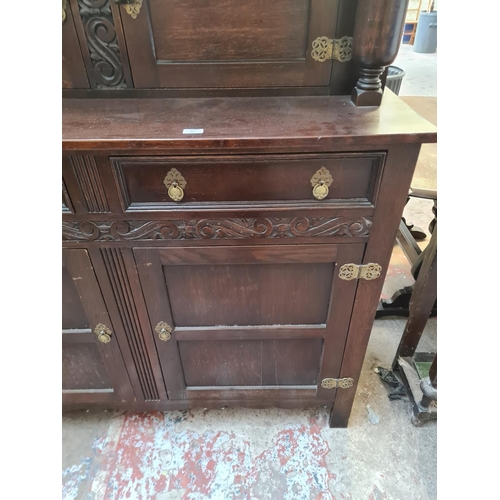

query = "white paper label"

[183,128,204,134]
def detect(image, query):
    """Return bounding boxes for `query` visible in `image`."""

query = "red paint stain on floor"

[78,411,335,499]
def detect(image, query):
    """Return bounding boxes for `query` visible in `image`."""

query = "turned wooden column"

[351,0,410,106]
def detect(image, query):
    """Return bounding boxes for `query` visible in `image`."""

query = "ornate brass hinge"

[339,263,382,281]
[321,378,354,389]
[311,36,353,63]
[115,0,143,19]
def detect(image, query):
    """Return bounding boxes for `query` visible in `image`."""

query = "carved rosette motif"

[62,217,373,242]
[77,0,126,89]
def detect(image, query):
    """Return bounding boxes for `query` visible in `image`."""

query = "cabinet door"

[62,0,89,89]
[120,0,338,89]
[135,244,363,402]
[62,249,134,404]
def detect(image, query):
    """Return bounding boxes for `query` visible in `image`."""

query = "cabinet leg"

[328,388,355,428]
[329,409,349,428]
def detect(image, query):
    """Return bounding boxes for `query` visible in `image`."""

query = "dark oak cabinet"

[62,0,435,427]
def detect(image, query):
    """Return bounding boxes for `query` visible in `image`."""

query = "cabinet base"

[63,398,334,412]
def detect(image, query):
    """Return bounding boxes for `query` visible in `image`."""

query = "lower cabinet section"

[134,243,364,403]
[61,91,435,427]
[62,249,134,404]
[63,243,365,408]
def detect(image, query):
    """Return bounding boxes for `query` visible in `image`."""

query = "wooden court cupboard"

[62,0,436,427]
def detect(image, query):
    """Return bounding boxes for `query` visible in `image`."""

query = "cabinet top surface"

[62,91,437,152]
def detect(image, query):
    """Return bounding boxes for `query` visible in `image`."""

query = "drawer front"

[111,153,385,211]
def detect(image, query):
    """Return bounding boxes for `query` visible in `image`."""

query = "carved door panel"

[62,249,134,404]
[135,243,363,401]
[120,0,340,89]
[62,0,89,89]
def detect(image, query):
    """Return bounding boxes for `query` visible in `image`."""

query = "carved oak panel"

[76,0,127,89]
[62,216,373,242]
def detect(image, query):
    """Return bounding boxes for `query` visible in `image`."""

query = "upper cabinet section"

[62,0,359,95]
[121,0,338,89]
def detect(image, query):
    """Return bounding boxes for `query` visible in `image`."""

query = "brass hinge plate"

[321,378,354,389]
[311,36,353,63]
[339,263,382,281]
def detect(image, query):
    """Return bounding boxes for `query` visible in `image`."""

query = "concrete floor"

[63,44,437,500]
[394,44,437,97]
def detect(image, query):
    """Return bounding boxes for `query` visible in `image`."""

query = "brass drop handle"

[155,322,172,342]
[62,0,67,24]
[313,180,329,200]
[168,181,184,202]
[94,323,112,344]
[164,168,187,202]
[310,166,333,201]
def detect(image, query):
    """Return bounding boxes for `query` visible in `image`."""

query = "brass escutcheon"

[164,168,187,202]
[94,323,112,343]
[310,167,333,200]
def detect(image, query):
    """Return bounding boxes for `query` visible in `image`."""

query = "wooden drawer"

[111,153,385,211]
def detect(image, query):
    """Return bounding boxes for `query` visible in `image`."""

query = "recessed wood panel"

[164,262,333,326]
[62,266,90,330]
[150,0,309,61]
[179,339,323,386]
[62,343,113,390]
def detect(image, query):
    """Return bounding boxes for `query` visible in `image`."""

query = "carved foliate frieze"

[62,216,373,242]
[77,0,127,89]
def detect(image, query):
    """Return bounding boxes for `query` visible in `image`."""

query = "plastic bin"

[385,66,406,95]
[414,12,437,53]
